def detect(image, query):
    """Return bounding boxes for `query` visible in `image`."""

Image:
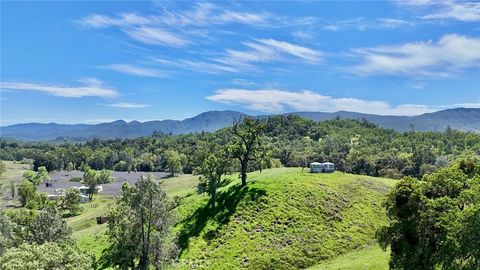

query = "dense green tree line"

[1,116,479,180]
[377,158,480,270]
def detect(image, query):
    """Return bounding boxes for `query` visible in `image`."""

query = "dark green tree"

[164,150,186,177]
[198,148,229,208]
[56,188,82,215]
[229,117,267,186]
[83,168,98,201]
[376,161,480,270]
[104,175,177,270]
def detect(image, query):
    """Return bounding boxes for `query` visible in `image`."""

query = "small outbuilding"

[310,162,335,173]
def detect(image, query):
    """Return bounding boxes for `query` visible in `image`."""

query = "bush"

[69,177,82,182]
[0,242,93,270]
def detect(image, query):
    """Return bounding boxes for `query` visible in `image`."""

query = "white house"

[310,162,335,173]
[76,185,103,196]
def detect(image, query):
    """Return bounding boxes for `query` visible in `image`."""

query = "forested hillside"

[1,115,479,270]
[1,108,479,141]
[2,115,479,180]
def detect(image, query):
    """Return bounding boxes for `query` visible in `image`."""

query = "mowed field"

[0,160,31,184]
[0,161,32,206]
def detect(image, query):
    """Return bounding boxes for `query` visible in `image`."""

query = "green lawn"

[309,245,389,270]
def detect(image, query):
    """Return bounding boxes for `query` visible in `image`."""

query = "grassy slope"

[308,245,389,270]
[176,168,395,270]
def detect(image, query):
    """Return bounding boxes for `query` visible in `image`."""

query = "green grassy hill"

[1,162,395,269]
[175,168,395,270]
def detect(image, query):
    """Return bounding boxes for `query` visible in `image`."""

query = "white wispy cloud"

[78,3,270,47]
[232,78,256,86]
[152,39,322,74]
[214,39,321,71]
[123,27,188,47]
[207,88,436,116]
[103,102,151,109]
[78,2,317,50]
[350,34,480,77]
[79,3,268,28]
[323,17,413,31]
[105,64,167,77]
[0,78,118,98]
[401,0,480,22]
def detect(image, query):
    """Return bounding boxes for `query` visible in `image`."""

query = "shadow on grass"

[177,182,266,253]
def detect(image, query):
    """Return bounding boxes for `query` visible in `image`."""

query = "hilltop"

[1,108,479,141]
[174,168,395,269]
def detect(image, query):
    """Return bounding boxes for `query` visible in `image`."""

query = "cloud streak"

[350,34,480,77]
[106,64,167,77]
[122,27,189,47]
[401,0,480,22]
[0,78,118,98]
[207,88,436,116]
[323,17,413,31]
[79,3,268,28]
[103,102,151,109]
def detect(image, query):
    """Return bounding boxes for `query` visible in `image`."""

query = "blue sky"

[1,0,479,125]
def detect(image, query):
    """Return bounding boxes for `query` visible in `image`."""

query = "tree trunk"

[210,191,216,209]
[241,162,247,186]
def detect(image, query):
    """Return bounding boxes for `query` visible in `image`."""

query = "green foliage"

[69,176,82,182]
[228,117,267,186]
[97,169,114,184]
[22,166,50,185]
[83,168,99,201]
[0,161,6,177]
[198,148,229,208]
[1,208,74,252]
[164,150,187,176]
[0,242,93,270]
[102,175,177,269]
[376,161,480,270]
[57,188,83,215]
[9,181,15,199]
[0,214,14,256]
[65,161,74,171]
[18,180,48,209]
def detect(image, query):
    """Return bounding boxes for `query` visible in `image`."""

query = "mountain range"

[1,108,479,141]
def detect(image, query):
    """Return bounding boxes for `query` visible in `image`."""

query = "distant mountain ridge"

[1,108,479,141]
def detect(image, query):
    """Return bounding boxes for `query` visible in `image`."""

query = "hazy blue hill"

[1,108,478,141]
[0,122,89,141]
[289,108,480,132]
